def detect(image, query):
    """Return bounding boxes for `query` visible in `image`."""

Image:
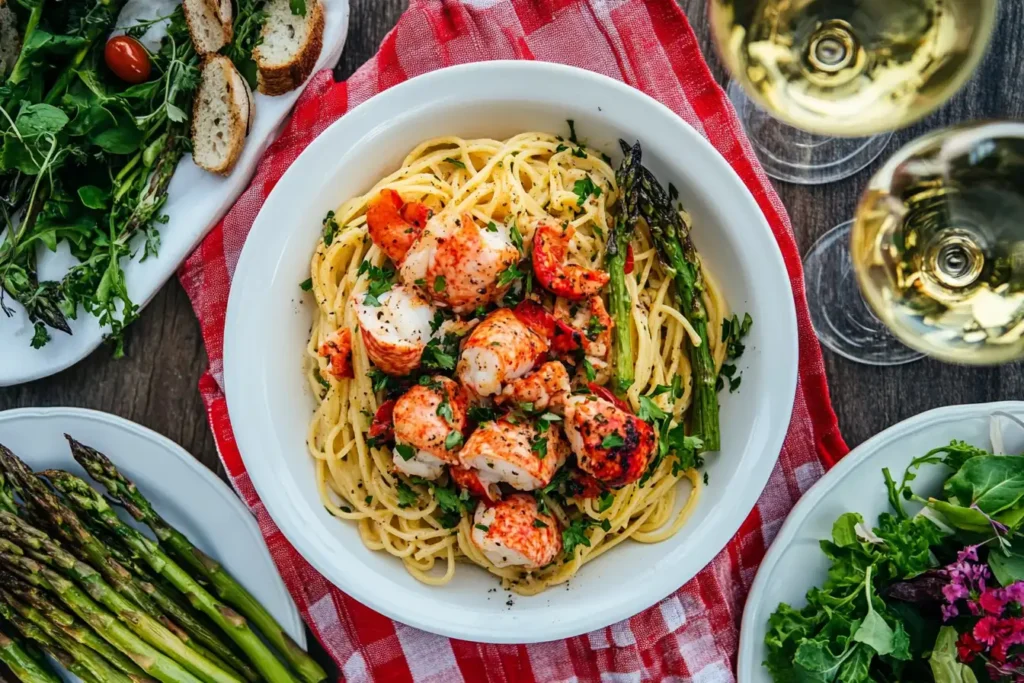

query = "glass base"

[727,81,893,185]
[804,221,924,366]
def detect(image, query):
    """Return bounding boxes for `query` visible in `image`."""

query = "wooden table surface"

[0,0,1022,668]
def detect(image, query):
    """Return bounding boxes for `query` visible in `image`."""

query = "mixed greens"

[766,436,1024,682]
[0,0,267,356]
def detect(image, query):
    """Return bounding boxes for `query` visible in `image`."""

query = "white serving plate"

[223,61,799,643]
[0,407,305,682]
[738,401,1024,682]
[0,0,351,387]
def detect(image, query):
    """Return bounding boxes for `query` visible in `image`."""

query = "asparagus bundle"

[68,438,327,683]
[0,622,60,683]
[0,441,324,683]
[616,141,721,450]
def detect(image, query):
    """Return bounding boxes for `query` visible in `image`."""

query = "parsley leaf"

[585,315,606,341]
[509,220,524,253]
[433,484,470,528]
[421,334,459,371]
[567,119,579,144]
[299,278,313,291]
[396,481,418,508]
[531,435,548,459]
[485,221,498,233]
[322,210,339,245]
[597,491,614,513]
[572,177,602,206]
[443,157,467,169]
[445,430,463,450]
[468,406,497,423]
[358,261,395,306]
[434,276,447,293]
[562,519,592,556]
[475,524,490,532]
[30,323,50,350]
[497,263,524,287]
[395,444,416,461]
[436,396,454,423]
[637,396,669,422]
[533,519,548,528]
[601,434,625,449]
[583,358,597,381]
[290,0,306,16]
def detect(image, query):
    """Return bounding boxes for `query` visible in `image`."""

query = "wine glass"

[707,0,998,185]
[843,121,1024,365]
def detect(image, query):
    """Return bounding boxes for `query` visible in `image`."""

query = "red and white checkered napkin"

[178,1,850,680]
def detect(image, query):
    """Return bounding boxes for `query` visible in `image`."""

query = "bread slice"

[0,0,21,79]
[191,55,252,175]
[183,0,233,55]
[253,0,325,96]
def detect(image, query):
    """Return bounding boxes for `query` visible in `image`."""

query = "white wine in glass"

[852,121,1024,365]
[707,0,997,184]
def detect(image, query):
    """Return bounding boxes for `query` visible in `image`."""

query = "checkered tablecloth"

[178,1,849,680]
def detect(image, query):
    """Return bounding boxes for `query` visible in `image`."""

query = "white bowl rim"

[224,60,799,643]
[737,400,1024,679]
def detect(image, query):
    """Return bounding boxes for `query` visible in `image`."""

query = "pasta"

[304,132,728,595]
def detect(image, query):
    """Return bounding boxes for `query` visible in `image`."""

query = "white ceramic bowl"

[224,61,798,643]
[738,402,1024,681]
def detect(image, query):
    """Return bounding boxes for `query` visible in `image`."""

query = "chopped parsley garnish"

[299,278,313,291]
[572,176,602,206]
[474,305,488,318]
[418,375,443,391]
[364,496,373,505]
[442,157,467,169]
[718,313,753,393]
[396,481,418,508]
[444,430,463,450]
[316,374,331,390]
[434,275,447,292]
[533,519,548,528]
[561,516,611,557]
[30,324,50,350]
[601,434,625,449]
[357,260,395,306]
[475,524,490,532]
[571,147,587,159]
[436,395,454,423]
[395,444,416,461]
[583,358,597,381]
[567,119,579,144]
[422,334,459,371]
[497,262,524,287]
[585,315,606,341]
[637,396,669,422]
[433,484,471,528]
[322,210,340,245]
[531,435,548,459]
[535,412,561,435]
[414,278,426,287]
[367,368,391,392]
[429,308,449,335]
[509,220,524,253]
[555,144,568,153]
[486,221,499,233]
[597,491,614,513]
[468,406,497,423]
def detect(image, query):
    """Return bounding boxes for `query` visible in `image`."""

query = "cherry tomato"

[105,36,152,84]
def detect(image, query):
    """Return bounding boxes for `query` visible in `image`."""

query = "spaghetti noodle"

[304,132,728,595]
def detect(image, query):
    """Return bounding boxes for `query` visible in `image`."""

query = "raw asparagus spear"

[45,472,299,683]
[622,143,720,449]
[0,584,141,683]
[69,439,325,683]
[0,512,241,683]
[0,624,60,683]
[0,549,206,683]
[0,449,253,682]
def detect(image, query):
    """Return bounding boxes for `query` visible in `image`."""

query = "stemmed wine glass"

[707,0,1000,365]
[706,0,998,186]
[848,121,1024,366]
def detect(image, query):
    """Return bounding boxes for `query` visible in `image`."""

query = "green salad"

[765,439,1024,682]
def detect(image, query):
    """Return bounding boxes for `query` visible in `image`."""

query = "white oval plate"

[738,401,1024,681]
[0,0,351,387]
[0,407,304,679]
[223,61,799,643]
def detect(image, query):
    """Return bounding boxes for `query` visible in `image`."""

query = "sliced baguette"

[191,55,252,176]
[183,0,233,55]
[0,0,21,79]
[253,0,325,96]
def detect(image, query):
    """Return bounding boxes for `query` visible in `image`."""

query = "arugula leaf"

[943,454,1024,516]
[852,568,895,655]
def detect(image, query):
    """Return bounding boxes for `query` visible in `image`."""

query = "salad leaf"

[928,627,978,683]
[943,455,1024,516]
